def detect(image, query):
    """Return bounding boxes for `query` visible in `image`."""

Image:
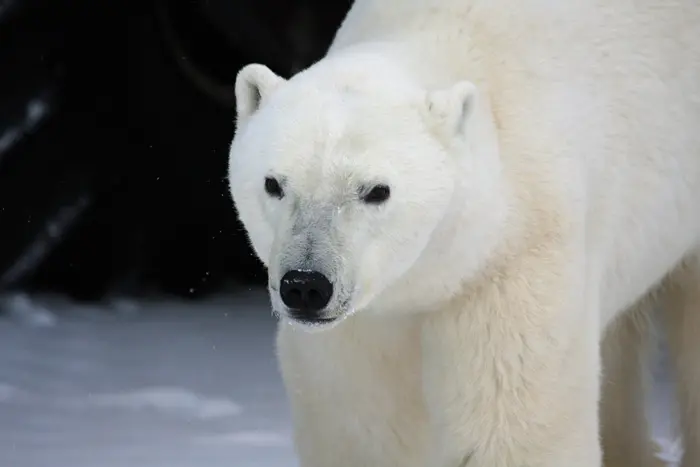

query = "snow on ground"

[0,288,297,467]
[0,288,682,467]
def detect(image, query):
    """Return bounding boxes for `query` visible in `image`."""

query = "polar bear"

[227,1,700,466]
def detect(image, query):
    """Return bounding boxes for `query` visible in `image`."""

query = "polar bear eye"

[361,184,391,204]
[264,176,284,199]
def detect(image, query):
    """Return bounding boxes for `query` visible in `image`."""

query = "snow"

[0,289,297,467]
[0,288,681,467]
[84,387,243,419]
[1,293,57,327]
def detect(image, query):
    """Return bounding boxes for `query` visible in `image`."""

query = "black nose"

[279,270,333,315]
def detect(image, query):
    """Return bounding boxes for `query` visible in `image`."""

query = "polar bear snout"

[279,269,335,323]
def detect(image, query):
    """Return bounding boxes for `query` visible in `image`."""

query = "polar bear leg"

[660,251,700,467]
[276,319,427,467]
[420,256,602,467]
[600,297,666,467]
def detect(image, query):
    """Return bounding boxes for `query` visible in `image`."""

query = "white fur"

[228,1,700,466]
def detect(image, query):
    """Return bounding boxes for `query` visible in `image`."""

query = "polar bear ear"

[235,64,286,124]
[424,81,477,140]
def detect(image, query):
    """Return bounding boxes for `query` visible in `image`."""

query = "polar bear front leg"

[276,317,429,467]
[421,259,602,467]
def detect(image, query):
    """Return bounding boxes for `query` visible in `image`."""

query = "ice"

[0,287,681,466]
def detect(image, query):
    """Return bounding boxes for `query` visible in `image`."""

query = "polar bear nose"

[279,270,334,315]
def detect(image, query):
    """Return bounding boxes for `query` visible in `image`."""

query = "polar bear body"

[228,1,700,466]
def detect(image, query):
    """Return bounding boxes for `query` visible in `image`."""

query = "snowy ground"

[0,289,297,467]
[0,288,682,467]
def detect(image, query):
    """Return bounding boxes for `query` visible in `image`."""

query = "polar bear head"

[228,53,505,330]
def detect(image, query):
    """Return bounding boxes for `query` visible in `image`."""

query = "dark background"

[0,0,351,303]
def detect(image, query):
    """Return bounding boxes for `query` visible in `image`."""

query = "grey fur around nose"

[280,202,339,275]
